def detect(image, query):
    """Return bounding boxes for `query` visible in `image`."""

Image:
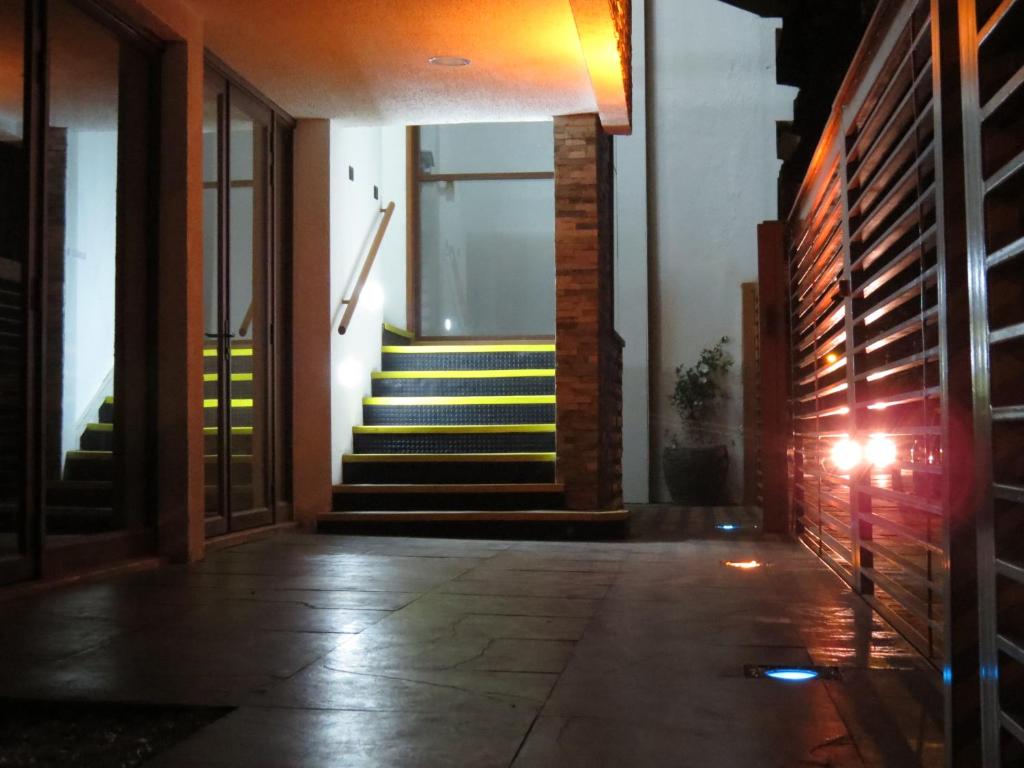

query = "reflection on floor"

[0,505,943,767]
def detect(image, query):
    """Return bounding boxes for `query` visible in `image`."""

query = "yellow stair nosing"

[203,426,254,435]
[85,423,114,432]
[383,322,415,339]
[201,374,253,382]
[353,424,556,434]
[333,482,565,495]
[203,347,253,357]
[382,344,554,354]
[66,450,112,459]
[203,398,254,408]
[372,369,554,380]
[343,452,556,464]
[364,395,554,406]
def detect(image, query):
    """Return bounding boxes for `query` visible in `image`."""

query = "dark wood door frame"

[203,56,293,539]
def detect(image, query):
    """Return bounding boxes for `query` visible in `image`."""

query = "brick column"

[554,114,623,511]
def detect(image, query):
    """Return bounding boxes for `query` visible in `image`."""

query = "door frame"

[202,54,294,539]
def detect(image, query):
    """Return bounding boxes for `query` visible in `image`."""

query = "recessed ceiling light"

[429,56,471,67]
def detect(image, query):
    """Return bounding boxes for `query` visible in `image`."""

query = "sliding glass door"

[203,64,291,537]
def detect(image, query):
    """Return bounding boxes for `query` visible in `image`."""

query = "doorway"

[202,62,292,538]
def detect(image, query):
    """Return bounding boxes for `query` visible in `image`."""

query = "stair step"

[382,323,414,346]
[382,344,555,372]
[371,369,555,397]
[363,395,555,426]
[321,509,628,522]
[332,482,566,511]
[353,423,556,454]
[342,452,556,484]
[203,372,255,397]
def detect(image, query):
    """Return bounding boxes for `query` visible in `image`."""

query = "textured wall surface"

[648,0,795,502]
[554,114,622,511]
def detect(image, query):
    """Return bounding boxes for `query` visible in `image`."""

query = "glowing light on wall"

[336,358,362,390]
[865,435,897,469]
[830,436,862,473]
[444,317,453,332]
[716,523,739,531]
[362,281,385,312]
[825,352,839,365]
[724,560,762,569]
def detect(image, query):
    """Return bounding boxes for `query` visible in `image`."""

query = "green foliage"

[670,336,733,444]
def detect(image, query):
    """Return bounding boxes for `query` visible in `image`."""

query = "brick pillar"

[554,114,623,511]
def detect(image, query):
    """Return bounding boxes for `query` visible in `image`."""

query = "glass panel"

[44,0,123,538]
[228,98,269,515]
[418,122,553,175]
[418,179,555,336]
[202,74,224,521]
[0,0,26,557]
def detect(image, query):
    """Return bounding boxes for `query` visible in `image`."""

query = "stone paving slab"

[0,507,944,766]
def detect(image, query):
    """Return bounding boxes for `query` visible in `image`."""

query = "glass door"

[0,0,35,584]
[203,68,276,537]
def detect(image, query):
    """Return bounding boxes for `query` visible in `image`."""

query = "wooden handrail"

[238,302,255,338]
[339,201,396,335]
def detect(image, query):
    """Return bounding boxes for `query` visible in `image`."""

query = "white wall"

[647,0,795,502]
[329,124,407,483]
[62,129,118,458]
[613,0,649,503]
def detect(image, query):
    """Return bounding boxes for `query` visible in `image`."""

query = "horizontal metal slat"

[846,16,933,164]
[849,62,934,191]
[981,62,1024,121]
[997,557,1024,586]
[860,537,940,589]
[856,265,937,327]
[854,223,936,295]
[989,322,1024,345]
[992,405,1024,422]
[997,634,1024,667]
[985,147,1024,194]
[861,510,944,553]
[854,480,943,515]
[854,182,936,270]
[863,566,942,629]
[850,142,935,245]
[857,346,939,382]
[988,236,1024,269]
[994,483,1024,503]
[858,306,938,354]
[979,0,1019,44]
[860,385,941,412]
[862,593,940,663]
[1001,711,1024,749]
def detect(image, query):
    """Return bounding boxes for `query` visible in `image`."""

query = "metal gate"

[781,0,1022,763]
[960,0,1024,764]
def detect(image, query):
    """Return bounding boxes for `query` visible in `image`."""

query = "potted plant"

[663,336,734,505]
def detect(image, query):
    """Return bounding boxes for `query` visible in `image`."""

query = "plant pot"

[662,443,729,505]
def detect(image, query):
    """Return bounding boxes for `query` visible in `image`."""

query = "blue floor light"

[764,668,819,682]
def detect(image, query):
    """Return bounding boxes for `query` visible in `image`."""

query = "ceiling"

[197,0,628,130]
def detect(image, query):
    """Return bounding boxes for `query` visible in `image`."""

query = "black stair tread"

[371,369,554,379]
[382,343,554,354]
[364,395,554,405]
[319,509,627,522]
[343,452,555,463]
[333,482,565,494]
[353,424,555,434]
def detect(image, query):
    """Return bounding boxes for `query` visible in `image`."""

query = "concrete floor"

[0,506,943,767]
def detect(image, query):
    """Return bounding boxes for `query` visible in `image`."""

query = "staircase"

[329,324,566,518]
[46,340,256,533]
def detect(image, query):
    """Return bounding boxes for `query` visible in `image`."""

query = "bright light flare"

[865,435,897,469]
[724,560,762,570]
[830,436,863,473]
